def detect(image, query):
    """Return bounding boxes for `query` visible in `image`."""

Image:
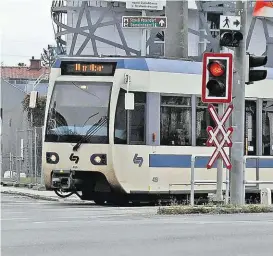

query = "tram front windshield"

[45,81,112,144]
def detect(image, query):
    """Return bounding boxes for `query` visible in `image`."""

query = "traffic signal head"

[220,30,243,47]
[206,60,226,97]
[202,52,233,104]
[245,53,267,84]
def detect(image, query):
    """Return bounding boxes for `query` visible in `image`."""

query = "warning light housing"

[220,30,243,47]
[245,53,268,84]
[201,52,233,104]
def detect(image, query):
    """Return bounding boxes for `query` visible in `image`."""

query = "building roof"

[1,66,50,80]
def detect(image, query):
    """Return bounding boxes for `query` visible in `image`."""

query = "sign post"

[141,10,147,56]
[220,15,241,31]
[126,1,164,11]
[219,15,243,48]
[122,16,167,29]
[122,15,167,56]
[202,51,234,201]
[206,104,234,170]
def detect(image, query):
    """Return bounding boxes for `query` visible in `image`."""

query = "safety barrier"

[243,155,273,203]
[190,154,229,206]
[189,154,273,206]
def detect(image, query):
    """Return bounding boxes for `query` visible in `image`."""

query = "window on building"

[8,79,16,84]
[245,100,257,155]
[196,98,218,146]
[114,90,146,145]
[262,100,273,156]
[160,96,192,146]
[207,12,222,38]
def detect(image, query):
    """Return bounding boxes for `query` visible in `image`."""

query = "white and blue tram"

[42,56,273,205]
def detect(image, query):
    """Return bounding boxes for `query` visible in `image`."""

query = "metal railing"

[243,155,273,203]
[2,127,43,187]
[189,154,273,206]
[190,154,229,206]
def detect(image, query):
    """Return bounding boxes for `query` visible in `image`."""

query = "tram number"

[152,177,158,183]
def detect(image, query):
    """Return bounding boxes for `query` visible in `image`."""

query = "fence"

[189,154,273,206]
[190,154,229,206]
[2,126,43,186]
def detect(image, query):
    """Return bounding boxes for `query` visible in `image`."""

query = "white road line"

[1,211,25,214]
[1,217,30,221]
[28,219,273,226]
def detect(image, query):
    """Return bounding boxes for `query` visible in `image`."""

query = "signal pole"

[165,0,188,58]
[230,1,247,205]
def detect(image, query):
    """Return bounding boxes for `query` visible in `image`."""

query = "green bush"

[22,94,47,127]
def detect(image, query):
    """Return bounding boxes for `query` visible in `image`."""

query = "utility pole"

[165,0,188,58]
[0,76,2,178]
[0,32,2,178]
[216,103,224,201]
[141,10,147,56]
[230,1,247,205]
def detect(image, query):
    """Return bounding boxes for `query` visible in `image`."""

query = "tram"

[42,56,273,205]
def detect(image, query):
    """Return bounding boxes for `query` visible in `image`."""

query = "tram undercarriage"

[50,169,266,206]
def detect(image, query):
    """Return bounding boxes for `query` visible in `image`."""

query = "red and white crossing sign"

[206,104,234,170]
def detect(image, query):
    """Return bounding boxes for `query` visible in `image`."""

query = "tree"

[41,45,57,67]
[22,94,47,127]
[18,63,26,67]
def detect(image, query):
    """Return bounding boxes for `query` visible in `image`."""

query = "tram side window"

[245,100,257,155]
[196,98,218,146]
[160,96,192,146]
[114,89,127,144]
[114,90,146,145]
[262,100,273,156]
[129,92,146,145]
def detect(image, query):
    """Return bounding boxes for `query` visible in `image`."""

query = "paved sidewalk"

[1,186,82,202]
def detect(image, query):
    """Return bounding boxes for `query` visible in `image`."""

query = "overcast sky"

[0,0,55,66]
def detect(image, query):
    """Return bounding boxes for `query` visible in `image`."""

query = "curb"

[1,190,87,204]
[1,190,59,202]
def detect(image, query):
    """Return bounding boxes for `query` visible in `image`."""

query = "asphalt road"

[1,193,273,256]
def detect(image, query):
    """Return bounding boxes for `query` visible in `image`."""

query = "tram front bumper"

[51,170,82,191]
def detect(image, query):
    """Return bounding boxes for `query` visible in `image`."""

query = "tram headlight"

[90,154,107,165]
[46,152,59,164]
[50,155,57,162]
[94,156,102,164]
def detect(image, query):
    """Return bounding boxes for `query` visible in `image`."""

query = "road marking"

[1,217,30,221]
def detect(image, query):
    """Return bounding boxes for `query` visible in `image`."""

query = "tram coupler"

[51,170,76,190]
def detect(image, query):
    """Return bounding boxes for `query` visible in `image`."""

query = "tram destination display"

[61,62,116,76]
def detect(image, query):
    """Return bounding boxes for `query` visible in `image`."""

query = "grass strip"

[157,204,273,215]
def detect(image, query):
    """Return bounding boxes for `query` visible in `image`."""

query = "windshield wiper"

[72,116,108,151]
[82,112,99,126]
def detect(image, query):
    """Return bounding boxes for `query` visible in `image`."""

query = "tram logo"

[133,154,143,167]
[69,153,79,164]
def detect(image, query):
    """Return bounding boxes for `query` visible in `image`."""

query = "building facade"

[51,0,273,66]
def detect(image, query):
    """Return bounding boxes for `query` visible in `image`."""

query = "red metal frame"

[201,52,233,104]
[206,104,234,170]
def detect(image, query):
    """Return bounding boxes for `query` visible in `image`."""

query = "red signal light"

[207,61,225,77]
